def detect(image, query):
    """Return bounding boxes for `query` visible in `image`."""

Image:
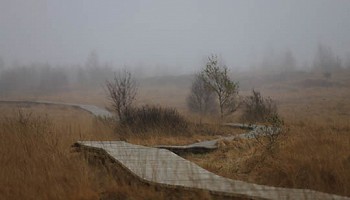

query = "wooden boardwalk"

[0,100,113,117]
[75,141,349,200]
[155,123,278,154]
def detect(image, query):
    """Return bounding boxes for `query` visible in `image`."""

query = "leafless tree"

[106,70,137,121]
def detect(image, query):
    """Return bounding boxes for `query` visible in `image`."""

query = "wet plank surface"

[75,141,349,200]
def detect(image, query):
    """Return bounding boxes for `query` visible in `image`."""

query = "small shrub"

[241,90,278,124]
[121,105,188,134]
[2,109,51,135]
[241,114,286,174]
[255,114,285,153]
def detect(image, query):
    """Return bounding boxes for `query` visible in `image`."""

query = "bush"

[187,73,217,115]
[241,90,278,123]
[2,109,52,135]
[121,105,188,134]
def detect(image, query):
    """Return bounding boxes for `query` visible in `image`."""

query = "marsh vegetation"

[1,67,350,199]
[1,1,350,199]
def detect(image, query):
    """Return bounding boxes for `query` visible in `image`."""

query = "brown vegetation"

[240,90,278,123]
[0,105,115,200]
[0,105,243,200]
[0,69,350,199]
[120,105,189,134]
[184,118,350,196]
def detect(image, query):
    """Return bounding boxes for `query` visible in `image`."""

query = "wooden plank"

[0,100,113,117]
[155,123,278,154]
[75,141,349,200]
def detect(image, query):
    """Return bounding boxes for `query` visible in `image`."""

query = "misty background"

[0,0,350,95]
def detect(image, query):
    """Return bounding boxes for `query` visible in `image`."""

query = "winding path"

[2,100,349,199]
[74,141,348,200]
[155,123,278,154]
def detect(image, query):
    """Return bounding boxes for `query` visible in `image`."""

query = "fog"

[1,0,350,74]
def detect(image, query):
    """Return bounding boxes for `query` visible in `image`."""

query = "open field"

[2,69,350,118]
[0,69,350,199]
[0,105,229,200]
[3,1,350,199]
[0,104,245,200]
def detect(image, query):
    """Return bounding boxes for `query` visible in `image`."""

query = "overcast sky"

[1,0,350,71]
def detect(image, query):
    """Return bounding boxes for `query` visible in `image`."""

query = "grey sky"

[1,0,350,70]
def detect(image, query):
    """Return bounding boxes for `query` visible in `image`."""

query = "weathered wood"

[155,123,279,154]
[0,100,113,117]
[75,141,349,200]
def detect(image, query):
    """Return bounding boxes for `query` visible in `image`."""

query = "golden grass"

[0,105,116,200]
[0,69,349,198]
[0,105,228,200]
[123,124,246,146]
[181,70,350,197]
[184,118,350,196]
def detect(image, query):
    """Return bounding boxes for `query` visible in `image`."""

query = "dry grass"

[0,105,115,200]
[0,104,233,200]
[181,69,350,197]
[1,69,349,198]
[184,118,350,196]
[123,123,245,146]
[184,69,350,197]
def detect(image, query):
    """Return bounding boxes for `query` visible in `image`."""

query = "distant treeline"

[0,63,115,95]
[251,44,349,72]
[0,45,349,96]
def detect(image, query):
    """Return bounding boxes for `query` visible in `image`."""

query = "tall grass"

[0,109,100,200]
[185,117,350,197]
[0,106,219,200]
[1,69,350,198]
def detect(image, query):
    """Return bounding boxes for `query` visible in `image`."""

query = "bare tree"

[106,70,137,121]
[187,73,217,116]
[200,55,239,118]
